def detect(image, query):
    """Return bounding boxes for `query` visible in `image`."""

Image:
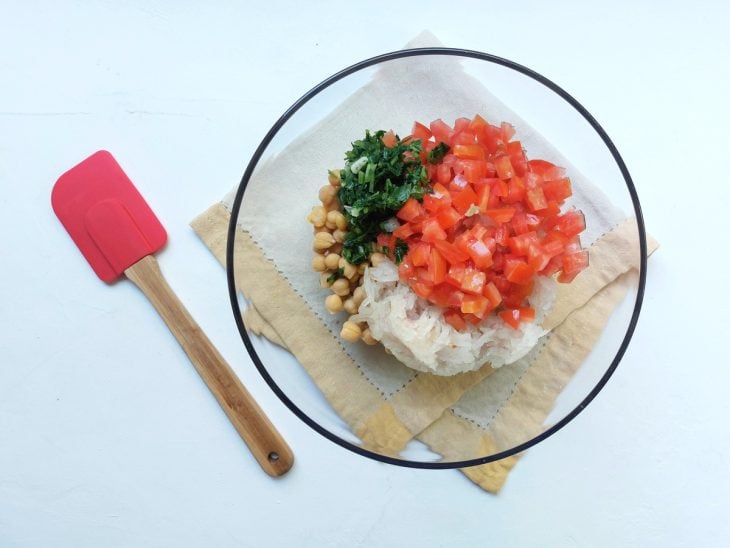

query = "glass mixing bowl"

[225,48,647,468]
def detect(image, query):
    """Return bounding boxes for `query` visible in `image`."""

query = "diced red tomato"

[466,239,493,269]
[443,310,467,331]
[446,263,467,288]
[389,115,588,328]
[461,294,491,317]
[527,159,556,176]
[397,197,424,222]
[435,207,461,229]
[429,247,448,284]
[392,222,416,240]
[453,145,486,161]
[555,209,586,237]
[486,208,516,224]
[423,182,452,212]
[433,240,469,264]
[430,119,453,143]
[526,187,548,211]
[411,121,432,141]
[504,259,534,285]
[382,130,397,148]
[483,281,502,308]
[409,242,431,267]
[542,178,573,202]
[562,249,589,274]
[412,281,433,299]
[494,155,514,179]
[452,186,478,215]
[436,163,452,184]
[420,218,447,243]
[498,309,521,329]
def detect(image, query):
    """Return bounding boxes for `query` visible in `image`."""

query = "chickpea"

[320,272,334,288]
[370,252,387,267]
[324,294,343,314]
[312,254,326,272]
[319,185,337,207]
[327,210,347,231]
[361,328,377,345]
[331,278,350,297]
[358,263,367,275]
[324,253,341,270]
[343,298,358,315]
[338,257,357,279]
[332,229,346,243]
[313,231,335,251]
[306,206,327,228]
[353,286,366,306]
[328,170,341,187]
[330,243,343,254]
[340,321,361,343]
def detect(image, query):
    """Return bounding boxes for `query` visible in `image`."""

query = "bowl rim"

[226,47,648,469]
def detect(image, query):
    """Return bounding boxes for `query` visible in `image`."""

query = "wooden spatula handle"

[125,255,293,476]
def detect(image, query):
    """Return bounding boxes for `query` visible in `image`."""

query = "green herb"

[337,130,430,265]
[393,238,409,265]
[326,267,344,284]
[427,142,450,164]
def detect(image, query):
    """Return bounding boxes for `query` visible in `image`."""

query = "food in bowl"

[306,114,588,375]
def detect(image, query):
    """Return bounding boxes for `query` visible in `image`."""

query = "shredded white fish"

[352,260,556,376]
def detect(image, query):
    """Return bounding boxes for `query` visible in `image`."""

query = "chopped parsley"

[337,130,430,265]
[427,142,450,164]
[393,238,409,265]
[326,267,345,284]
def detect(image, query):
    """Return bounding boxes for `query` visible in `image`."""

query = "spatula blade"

[51,151,167,282]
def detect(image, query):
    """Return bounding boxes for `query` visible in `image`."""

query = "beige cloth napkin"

[191,32,658,492]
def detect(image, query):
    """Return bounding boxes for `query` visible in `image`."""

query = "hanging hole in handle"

[268,451,280,462]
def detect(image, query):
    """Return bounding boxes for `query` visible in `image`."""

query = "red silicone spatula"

[51,150,293,476]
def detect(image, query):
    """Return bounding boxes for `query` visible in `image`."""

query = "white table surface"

[2,1,729,546]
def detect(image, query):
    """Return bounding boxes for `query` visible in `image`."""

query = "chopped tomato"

[504,259,534,285]
[466,239,493,269]
[452,186,478,215]
[382,130,397,148]
[483,281,502,308]
[526,187,548,211]
[527,159,556,176]
[409,242,431,267]
[443,310,467,331]
[494,155,514,179]
[562,249,589,274]
[436,163,452,184]
[389,115,588,328]
[453,144,486,161]
[428,247,448,284]
[430,119,453,143]
[412,281,433,299]
[397,197,424,222]
[485,208,516,224]
[555,209,586,237]
[411,121,432,141]
[461,294,491,317]
[542,178,573,202]
[436,206,461,229]
[433,240,469,264]
[460,269,486,295]
[420,218,447,243]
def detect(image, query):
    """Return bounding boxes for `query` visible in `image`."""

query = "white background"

[1,1,729,546]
